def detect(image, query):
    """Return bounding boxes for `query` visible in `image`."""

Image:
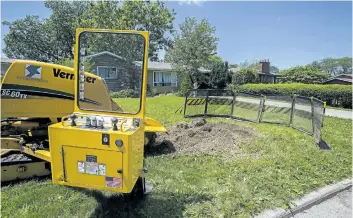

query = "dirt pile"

[147,118,255,156]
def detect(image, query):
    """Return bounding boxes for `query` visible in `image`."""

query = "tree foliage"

[208,61,230,88]
[279,65,329,84]
[229,64,238,69]
[165,17,218,88]
[232,66,259,85]
[3,0,175,62]
[270,66,280,74]
[205,55,223,69]
[179,75,193,96]
[311,57,352,76]
[54,57,95,73]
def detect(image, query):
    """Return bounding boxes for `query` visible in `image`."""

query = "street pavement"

[234,96,352,120]
[293,188,352,218]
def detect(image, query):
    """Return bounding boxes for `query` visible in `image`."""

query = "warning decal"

[98,164,106,176]
[86,155,97,162]
[86,162,98,175]
[86,155,98,175]
[78,161,85,173]
[105,177,122,188]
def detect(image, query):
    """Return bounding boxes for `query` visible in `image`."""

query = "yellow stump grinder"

[1,29,165,198]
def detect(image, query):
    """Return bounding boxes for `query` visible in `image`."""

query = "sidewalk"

[325,108,352,119]
[255,179,352,218]
[293,188,352,218]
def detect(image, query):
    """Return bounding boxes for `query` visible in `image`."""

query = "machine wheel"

[131,177,145,200]
[144,132,156,148]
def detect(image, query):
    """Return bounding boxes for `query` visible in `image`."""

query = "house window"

[97,66,117,79]
[153,71,177,87]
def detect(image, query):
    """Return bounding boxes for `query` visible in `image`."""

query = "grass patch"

[1,96,351,218]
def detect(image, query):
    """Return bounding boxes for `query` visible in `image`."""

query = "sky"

[1,1,352,69]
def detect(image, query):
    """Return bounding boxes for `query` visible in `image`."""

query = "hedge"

[228,83,352,108]
[110,89,139,98]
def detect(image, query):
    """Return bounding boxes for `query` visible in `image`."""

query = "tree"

[311,57,352,76]
[229,64,238,69]
[165,17,219,89]
[279,65,329,84]
[207,55,223,68]
[208,61,230,88]
[231,65,259,85]
[3,0,175,63]
[270,66,280,74]
[77,1,175,61]
[54,57,95,73]
[179,75,193,96]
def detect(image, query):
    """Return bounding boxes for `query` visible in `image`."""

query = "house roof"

[323,74,353,84]
[85,51,126,61]
[323,77,352,84]
[146,61,173,70]
[257,72,278,77]
[134,61,210,73]
[334,74,352,79]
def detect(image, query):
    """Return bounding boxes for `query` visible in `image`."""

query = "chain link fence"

[260,95,293,125]
[183,89,330,150]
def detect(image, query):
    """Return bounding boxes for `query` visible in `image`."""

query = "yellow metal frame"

[49,28,149,194]
[73,28,149,119]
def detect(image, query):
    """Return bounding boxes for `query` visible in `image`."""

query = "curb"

[255,178,352,218]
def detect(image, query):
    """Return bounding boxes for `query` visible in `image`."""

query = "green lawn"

[1,95,352,218]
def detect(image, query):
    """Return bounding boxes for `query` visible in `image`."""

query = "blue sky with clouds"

[1,1,352,69]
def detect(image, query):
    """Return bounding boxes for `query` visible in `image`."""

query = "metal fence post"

[183,92,189,117]
[310,96,315,135]
[322,101,326,128]
[289,94,296,126]
[204,90,209,117]
[258,95,266,123]
[231,92,236,116]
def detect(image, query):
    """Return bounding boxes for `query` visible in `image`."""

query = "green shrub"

[178,75,192,96]
[151,88,157,96]
[228,83,352,108]
[110,89,139,98]
[279,65,329,84]
[232,67,259,85]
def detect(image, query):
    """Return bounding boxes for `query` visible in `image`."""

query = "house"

[83,51,183,94]
[229,59,278,84]
[322,74,352,85]
[84,51,143,92]
[257,59,278,83]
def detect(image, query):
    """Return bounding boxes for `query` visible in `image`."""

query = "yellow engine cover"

[1,60,117,118]
[48,116,144,193]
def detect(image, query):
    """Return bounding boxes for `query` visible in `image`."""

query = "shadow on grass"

[1,174,51,187]
[145,140,176,157]
[75,187,211,218]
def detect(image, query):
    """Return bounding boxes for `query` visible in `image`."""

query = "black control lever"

[70,114,78,126]
[111,117,118,131]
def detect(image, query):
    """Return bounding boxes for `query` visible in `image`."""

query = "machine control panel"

[63,113,140,132]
